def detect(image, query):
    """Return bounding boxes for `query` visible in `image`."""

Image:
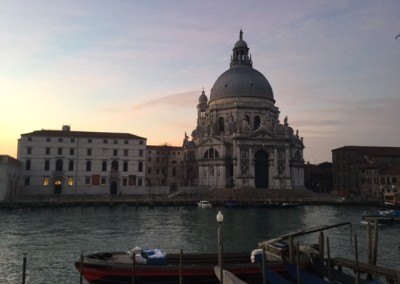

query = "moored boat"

[362,209,400,224]
[198,200,213,208]
[75,248,281,284]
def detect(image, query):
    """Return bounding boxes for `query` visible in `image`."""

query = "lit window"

[43,178,50,186]
[68,178,74,186]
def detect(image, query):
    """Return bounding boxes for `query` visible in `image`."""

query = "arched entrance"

[254,150,269,188]
[110,181,118,195]
[54,180,62,194]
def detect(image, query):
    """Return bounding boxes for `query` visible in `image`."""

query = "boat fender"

[251,249,263,263]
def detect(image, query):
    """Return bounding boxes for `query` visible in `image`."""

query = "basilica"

[183,31,305,190]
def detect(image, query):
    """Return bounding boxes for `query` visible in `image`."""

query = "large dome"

[210,65,274,101]
[209,31,274,102]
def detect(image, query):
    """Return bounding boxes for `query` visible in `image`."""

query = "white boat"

[197,200,212,208]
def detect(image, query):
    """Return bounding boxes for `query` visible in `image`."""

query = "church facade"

[184,31,305,190]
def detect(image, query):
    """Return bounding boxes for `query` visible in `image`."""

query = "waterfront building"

[0,155,21,201]
[183,31,305,190]
[332,146,400,197]
[145,145,184,191]
[17,125,146,195]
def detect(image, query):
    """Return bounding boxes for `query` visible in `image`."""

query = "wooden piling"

[22,253,26,284]
[179,249,183,284]
[79,251,83,284]
[354,233,360,284]
[372,220,378,266]
[318,231,324,261]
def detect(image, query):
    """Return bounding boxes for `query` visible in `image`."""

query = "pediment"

[198,136,225,147]
[250,128,275,139]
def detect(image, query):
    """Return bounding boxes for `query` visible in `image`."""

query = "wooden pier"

[330,257,399,284]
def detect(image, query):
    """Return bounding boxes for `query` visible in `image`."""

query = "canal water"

[0,205,399,283]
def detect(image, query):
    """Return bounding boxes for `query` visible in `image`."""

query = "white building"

[184,31,305,190]
[0,155,21,201]
[17,126,147,195]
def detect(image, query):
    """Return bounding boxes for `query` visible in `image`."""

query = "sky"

[1,1,400,163]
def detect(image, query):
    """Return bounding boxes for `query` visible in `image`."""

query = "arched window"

[123,161,128,172]
[295,150,302,160]
[204,149,220,159]
[102,161,107,171]
[44,160,50,171]
[254,116,261,130]
[55,159,63,171]
[219,117,225,133]
[86,161,91,171]
[111,160,118,171]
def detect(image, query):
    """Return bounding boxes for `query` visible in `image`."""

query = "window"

[122,178,128,186]
[68,177,74,186]
[124,149,128,157]
[113,149,118,156]
[124,140,128,144]
[27,147,32,155]
[103,139,108,144]
[85,177,91,185]
[87,148,92,156]
[148,168,152,174]
[56,159,63,171]
[70,148,75,155]
[172,168,176,177]
[254,116,261,130]
[114,139,118,144]
[393,177,398,184]
[86,161,91,171]
[46,148,50,155]
[58,137,63,142]
[139,140,144,145]
[138,179,143,186]
[26,160,31,171]
[46,137,51,142]
[139,150,143,157]
[43,178,50,186]
[204,149,220,159]
[58,148,63,155]
[44,160,50,171]
[69,160,74,171]
[219,116,225,133]
[123,161,128,172]
[102,161,107,171]
[148,157,152,163]
[101,177,106,185]
[24,177,30,185]
[88,139,92,143]
[138,161,143,172]
[70,138,75,143]
[111,160,118,171]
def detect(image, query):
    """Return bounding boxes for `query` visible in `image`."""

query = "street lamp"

[216,211,224,283]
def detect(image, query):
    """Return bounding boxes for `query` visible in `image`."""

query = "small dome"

[234,39,248,48]
[199,90,207,103]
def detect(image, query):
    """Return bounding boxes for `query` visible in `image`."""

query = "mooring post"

[80,251,83,284]
[179,249,183,284]
[289,235,294,264]
[262,247,266,284]
[367,221,372,265]
[354,233,360,284]
[131,252,135,284]
[22,253,26,284]
[326,236,331,283]
[318,231,325,261]
[372,220,379,266]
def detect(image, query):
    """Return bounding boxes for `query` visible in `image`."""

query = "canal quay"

[0,189,380,210]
